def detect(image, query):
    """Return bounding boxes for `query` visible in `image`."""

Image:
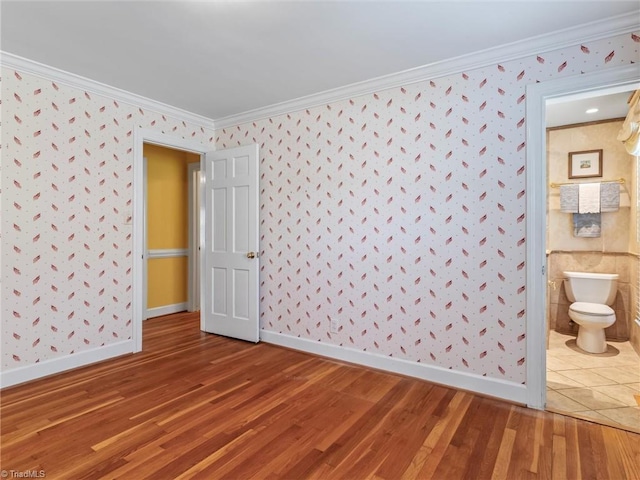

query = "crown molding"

[2,11,637,132]
[214,12,640,130]
[0,51,216,129]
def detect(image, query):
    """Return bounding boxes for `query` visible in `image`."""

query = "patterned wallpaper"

[216,33,639,383]
[2,32,638,384]
[2,71,215,369]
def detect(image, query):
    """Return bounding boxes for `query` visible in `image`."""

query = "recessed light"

[586,108,599,114]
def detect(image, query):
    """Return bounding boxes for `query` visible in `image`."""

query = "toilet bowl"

[563,271,618,354]
[567,302,616,353]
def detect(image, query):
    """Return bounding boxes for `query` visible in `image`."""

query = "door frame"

[525,64,639,409]
[187,162,202,312]
[132,128,211,352]
[142,156,148,321]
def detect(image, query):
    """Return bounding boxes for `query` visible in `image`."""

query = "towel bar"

[549,178,625,188]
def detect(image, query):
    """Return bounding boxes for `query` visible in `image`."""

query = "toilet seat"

[569,302,614,316]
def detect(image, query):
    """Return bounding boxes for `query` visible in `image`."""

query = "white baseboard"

[0,340,134,389]
[146,303,187,319]
[260,331,527,405]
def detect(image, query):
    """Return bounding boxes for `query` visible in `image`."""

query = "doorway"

[132,128,211,352]
[544,88,640,432]
[132,129,261,352]
[144,143,201,320]
[525,64,639,416]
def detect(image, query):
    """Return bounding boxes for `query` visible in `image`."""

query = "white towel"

[559,184,579,213]
[578,183,601,213]
[600,182,620,212]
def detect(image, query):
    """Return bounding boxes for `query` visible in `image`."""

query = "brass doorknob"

[246,251,256,259]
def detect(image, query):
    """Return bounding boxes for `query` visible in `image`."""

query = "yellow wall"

[147,257,189,307]
[144,144,200,309]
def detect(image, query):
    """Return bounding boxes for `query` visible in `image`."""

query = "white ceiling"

[1,1,639,121]
[546,90,635,128]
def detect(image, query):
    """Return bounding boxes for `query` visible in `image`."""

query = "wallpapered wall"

[2,72,215,370]
[216,33,639,384]
[3,32,638,384]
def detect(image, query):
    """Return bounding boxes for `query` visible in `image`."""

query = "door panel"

[202,144,259,343]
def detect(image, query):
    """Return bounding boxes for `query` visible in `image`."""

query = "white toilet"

[563,271,618,354]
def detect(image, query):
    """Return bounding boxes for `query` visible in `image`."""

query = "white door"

[201,144,260,342]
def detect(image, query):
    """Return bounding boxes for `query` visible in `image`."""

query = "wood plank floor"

[1,312,639,479]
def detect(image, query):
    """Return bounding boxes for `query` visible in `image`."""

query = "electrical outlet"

[330,318,339,333]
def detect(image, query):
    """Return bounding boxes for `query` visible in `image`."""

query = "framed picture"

[568,149,603,179]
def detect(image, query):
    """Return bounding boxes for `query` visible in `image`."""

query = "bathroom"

[545,89,640,432]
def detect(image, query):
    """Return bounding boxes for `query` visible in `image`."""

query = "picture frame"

[568,149,603,179]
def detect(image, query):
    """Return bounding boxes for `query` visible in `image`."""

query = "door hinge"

[542,265,545,275]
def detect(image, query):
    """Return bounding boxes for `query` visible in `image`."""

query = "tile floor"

[546,330,640,432]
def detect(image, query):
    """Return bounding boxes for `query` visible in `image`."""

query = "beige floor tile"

[609,342,638,355]
[547,348,582,358]
[546,390,591,413]
[548,332,575,347]
[588,366,640,384]
[563,353,622,369]
[547,348,574,357]
[615,343,640,353]
[595,407,640,430]
[599,354,640,367]
[591,384,639,407]
[559,369,616,387]
[546,331,640,432]
[575,410,618,425]
[559,387,627,410]
[547,371,584,390]
[546,356,583,372]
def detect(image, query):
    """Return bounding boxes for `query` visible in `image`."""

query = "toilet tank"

[563,271,619,305]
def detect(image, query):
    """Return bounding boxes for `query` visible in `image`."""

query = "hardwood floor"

[1,312,639,479]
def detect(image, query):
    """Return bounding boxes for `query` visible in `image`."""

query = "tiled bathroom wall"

[547,119,638,344]
[548,251,633,341]
[547,120,633,252]
[631,256,640,354]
